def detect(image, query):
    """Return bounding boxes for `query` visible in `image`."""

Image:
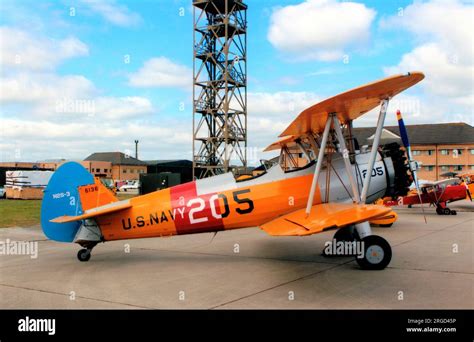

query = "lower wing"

[260,203,391,236]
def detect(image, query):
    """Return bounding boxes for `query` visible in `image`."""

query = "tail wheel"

[77,249,91,262]
[356,235,392,270]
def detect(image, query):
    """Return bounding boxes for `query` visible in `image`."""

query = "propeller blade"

[396,110,427,223]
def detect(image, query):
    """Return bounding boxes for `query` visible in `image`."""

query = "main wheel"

[77,249,91,262]
[436,207,443,215]
[333,225,358,242]
[443,208,451,215]
[450,209,457,215]
[356,235,392,270]
[322,226,359,257]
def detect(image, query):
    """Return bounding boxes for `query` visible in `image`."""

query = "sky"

[0,0,472,165]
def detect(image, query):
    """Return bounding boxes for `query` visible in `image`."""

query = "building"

[144,160,194,183]
[84,152,147,181]
[38,160,113,178]
[353,122,474,181]
[0,160,112,185]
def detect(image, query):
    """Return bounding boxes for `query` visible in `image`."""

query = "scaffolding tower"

[193,0,248,178]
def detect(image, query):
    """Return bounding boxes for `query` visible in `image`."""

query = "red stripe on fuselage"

[169,181,224,234]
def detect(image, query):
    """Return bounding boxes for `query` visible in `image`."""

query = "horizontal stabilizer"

[50,200,131,223]
[260,203,391,236]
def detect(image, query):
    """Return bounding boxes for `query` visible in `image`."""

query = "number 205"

[187,189,254,224]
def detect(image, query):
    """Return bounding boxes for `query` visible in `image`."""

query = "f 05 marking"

[362,166,384,179]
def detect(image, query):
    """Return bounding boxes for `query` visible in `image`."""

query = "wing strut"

[296,140,311,161]
[333,118,360,203]
[305,116,332,216]
[360,99,389,203]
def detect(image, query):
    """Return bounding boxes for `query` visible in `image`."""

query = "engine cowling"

[381,142,412,198]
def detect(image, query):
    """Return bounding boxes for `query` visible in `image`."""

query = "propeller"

[396,110,427,223]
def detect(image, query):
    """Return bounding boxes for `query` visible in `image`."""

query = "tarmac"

[0,201,472,309]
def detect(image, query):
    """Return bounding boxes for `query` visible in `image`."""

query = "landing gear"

[356,235,392,270]
[77,248,91,262]
[333,225,358,242]
[436,207,457,215]
[322,223,392,269]
[322,225,359,257]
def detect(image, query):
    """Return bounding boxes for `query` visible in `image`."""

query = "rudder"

[41,162,94,242]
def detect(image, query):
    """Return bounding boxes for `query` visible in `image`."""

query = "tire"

[451,210,457,215]
[356,235,392,270]
[77,249,91,262]
[443,208,451,215]
[380,223,393,228]
[436,207,443,215]
[333,225,357,242]
[322,226,359,257]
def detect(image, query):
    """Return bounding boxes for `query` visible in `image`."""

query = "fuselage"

[401,184,467,206]
[96,152,394,241]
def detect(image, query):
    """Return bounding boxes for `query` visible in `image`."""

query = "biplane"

[41,72,425,270]
[381,178,467,215]
[458,172,474,201]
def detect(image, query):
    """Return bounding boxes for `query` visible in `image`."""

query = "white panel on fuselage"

[195,172,237,196]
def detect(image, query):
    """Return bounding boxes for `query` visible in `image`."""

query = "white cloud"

[1,72,154,120]
[382,0,473,108]
[381,0,473,64]
[248,91,320,116]
[0,73,96,104]
[267,0,376,61]
[93,96,154,120]
[81,0,142,27]
[385,43,473,101]
[0,27,89,71]
[128,57,191,89]
[0,118,192,162]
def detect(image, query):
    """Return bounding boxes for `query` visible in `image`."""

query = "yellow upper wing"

[264,135,297,152]
[260,203,391,236]
[279,72,424,137]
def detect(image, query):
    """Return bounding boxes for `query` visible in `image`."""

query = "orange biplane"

[41,72,425,270]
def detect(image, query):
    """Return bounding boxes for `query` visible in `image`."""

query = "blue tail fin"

[41,162,94,242]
